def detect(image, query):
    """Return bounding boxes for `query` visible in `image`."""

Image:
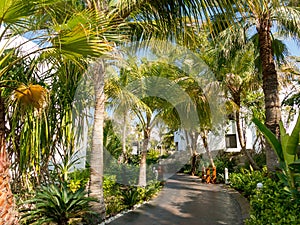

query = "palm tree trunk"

[0,91,19,225]
[121,112,128,163]
[200,130,215,168]
[138,127,150,187]
[88,62,106,223]
[257,16,281,171]
[234,100,260,170]
[184,130,193,155]
[190,131,199,176]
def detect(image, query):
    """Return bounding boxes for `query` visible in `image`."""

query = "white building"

[174,119,257,154]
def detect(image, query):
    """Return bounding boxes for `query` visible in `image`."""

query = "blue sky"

[285,38,300,57]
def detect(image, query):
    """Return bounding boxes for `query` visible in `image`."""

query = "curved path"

[106,173,250,225]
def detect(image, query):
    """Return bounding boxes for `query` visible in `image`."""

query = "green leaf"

[286,114,300,155]
[279,121,295,166]
[252,118,284,161]
[0,0,34,24]
[289,159,300,173]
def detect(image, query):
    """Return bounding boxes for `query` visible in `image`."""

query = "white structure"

[174,119,257,154]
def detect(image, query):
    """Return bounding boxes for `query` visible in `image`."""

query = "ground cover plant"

[229,168,300,225]
[103,175,163,217]
[20,183,96,225]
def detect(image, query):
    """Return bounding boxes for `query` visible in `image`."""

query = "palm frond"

[49,9,126,59]
[0,0,35,25]
[273,6,300,39]
[272,38,289,64]
[13,84,48,109]
[20,183,96,225]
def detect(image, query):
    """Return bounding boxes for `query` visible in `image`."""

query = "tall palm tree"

[87,60,107,222]
[207,0,300,170]
[0,1,121,223]
[105,56,148,163]
[0,92,18,225]
[86,0,291,221]
[199,31,262,170]
[179,73,217,175]
[222,44,261,170]
[85,1,220,220]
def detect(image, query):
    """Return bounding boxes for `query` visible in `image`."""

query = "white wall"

[173,120,257,153]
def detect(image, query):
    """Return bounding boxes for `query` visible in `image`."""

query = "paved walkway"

[106,173,250,225]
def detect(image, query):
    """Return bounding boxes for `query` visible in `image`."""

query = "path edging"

[222,184,250,223]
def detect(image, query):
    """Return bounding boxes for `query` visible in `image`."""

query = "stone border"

[221,184,250,223]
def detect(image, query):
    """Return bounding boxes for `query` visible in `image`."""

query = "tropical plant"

[103,119,122,159]
[20,183,96,225]
[207,0,300,171]
[219,43,261,170]
[121,186,141,209]
[0,0,124,223]
[229,167,269,198]
[105,56,149,163]
[246,178,300,225]
[85,0,249,222]
[230,168,300,225]
[253,114,300,201]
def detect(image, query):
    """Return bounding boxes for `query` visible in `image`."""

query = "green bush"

[178,164,192,174]
[103,175,162,216]
[103,175,125,215]
[214,152,236,173]
[246,178,300,225]
[20,183,96,225]
[213,153,236,183]
[68,168,90,193]
[122,186,141,209]
[121,181,162,209]
[230,169,300,225]
[229,167,268,198]
[146,149,160,164]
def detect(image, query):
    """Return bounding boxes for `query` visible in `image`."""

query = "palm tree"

[87,0,297,221]
[181,75,217,175]
[84,0,207,212]
[107,58,164,187]
[0,1,121,223]
[207,0,300,170]
[200,34,262,169]
[87,60,107,222]
[0,93,18,225]
[221,45,261,170]
[105,56,148,163]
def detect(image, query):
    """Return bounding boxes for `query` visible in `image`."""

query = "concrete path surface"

[106,173,250,225]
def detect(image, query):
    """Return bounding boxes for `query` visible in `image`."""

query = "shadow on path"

[107,173,249,225]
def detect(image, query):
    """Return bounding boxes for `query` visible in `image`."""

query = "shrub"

[121,181,163,209]
[229,167,268,198]
[143,180,163,201]
[146,149,160,164]
[246,178,300,225]
[20,183,96,225]
[68,168,90,193]
[178,164,192,174]
[213,152,236,183]
[230,169,300,224]
[103,175,162,216]
[122,186,141,209]
[103,175,125,215]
